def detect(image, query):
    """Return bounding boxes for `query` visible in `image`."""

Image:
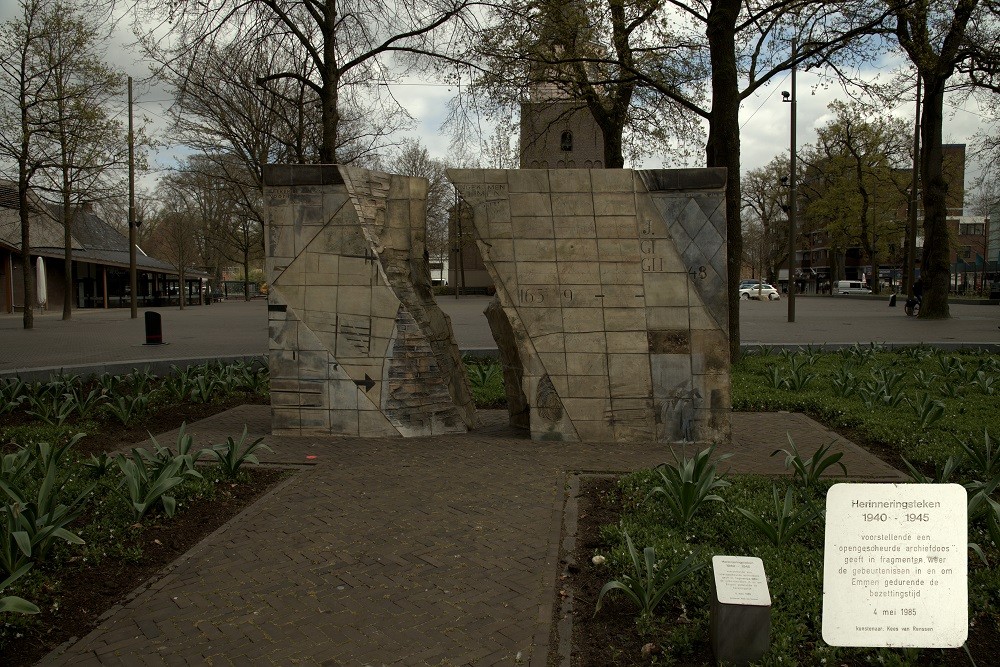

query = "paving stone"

[40,403,902,666]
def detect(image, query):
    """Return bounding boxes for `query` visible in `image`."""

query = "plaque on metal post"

[710,555,771,666]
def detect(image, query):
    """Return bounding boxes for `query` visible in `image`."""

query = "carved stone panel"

[450,168,730,443]
[264,164,475,436]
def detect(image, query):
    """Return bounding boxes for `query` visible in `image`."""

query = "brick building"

[790,144,978,293]
[1,181,206,313]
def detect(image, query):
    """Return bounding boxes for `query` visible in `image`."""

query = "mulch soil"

[2,398,288,666]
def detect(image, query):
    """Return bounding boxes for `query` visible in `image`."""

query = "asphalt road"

[1,294,997,376]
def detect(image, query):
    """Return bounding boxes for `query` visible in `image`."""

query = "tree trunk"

[319,7,340,163]
[705,0,742,361]
[19,172,33,330]
[870,249,879,294]
[179,269,186,310]
[917,74,951,319]
[600,124,625,168]
[243,252,251,302]
[63,194,73,320]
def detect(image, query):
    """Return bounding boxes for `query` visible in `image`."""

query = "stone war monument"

[263,164,475,437]
[449,168,730,443]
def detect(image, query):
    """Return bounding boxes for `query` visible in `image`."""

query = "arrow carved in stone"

[354,374,376,392]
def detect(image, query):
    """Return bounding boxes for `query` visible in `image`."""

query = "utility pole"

[128,77,137,319]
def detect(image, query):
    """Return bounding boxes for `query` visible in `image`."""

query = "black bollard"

[144,311,164,345]
[888,293,897,307]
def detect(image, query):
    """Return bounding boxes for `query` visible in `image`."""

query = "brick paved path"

[41,408,902,666]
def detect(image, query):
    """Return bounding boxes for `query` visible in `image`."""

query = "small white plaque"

[822,483,967,648]
[713,556,771,606]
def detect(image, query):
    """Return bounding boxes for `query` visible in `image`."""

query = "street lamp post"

[906,77,921,301]
[782,38,797,323]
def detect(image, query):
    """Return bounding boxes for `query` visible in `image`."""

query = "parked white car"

[739,283,781,300]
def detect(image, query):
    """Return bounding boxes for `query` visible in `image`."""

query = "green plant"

[114,451,196,519]
[95,373,123,396]
[735,485,822,546]
[104,394,150,426]
[23,392,76,427]
[0,378,26,415]
[769,357,816,392]
[899,346,935,360]
[784,357,816,391]
[83,453,115,478]
[594,528,704,619]
[842,342,882,362]
[771,434,847,491]
[230,360,269,394]
[0,563,39,615]
[141,423,205,475]
[647,445,731,527]
[967,477,1000,547]
[901,455,962,484]
[972,371,997,396]
[68,387,107,419]
[0,440,93,575]
[160,374,192,402]
[769,365,785,390]
[797,346,821,365]
[189,374,221,403]
[907,392,946,430]
[912,369,939,387]
[830,365,859,399]
[466,360,502,389]
[126,368,157,396]
[869,369,907,407]
[936,354,965,378]
[939,382,964,399]
[957,430,1000,479]
[1,448,35,488]
[203,427,273,478]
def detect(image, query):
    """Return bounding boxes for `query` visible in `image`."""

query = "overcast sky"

[2,3,993,199]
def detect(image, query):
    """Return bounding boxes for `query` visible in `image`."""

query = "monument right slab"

[449,168,731,443]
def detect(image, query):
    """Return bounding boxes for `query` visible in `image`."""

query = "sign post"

[711,555,771,665]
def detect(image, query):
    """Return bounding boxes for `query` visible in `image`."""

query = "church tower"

[519,87,605,169]
[517,1,605,169]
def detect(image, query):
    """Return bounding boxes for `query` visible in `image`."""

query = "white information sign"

[822,483,967,648]
[713,556,770,606]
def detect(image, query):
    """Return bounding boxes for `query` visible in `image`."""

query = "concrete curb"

[0,354,266,382]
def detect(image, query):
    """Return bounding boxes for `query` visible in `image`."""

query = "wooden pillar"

[102,266,108,309]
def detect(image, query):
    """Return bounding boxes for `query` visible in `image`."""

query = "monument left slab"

[263,164,475,436]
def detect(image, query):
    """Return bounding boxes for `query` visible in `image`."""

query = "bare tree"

[469,0,706,168]
[741,156,790,286]
[0,0,57,329]
[147,181,203,310]
[136,0,477,163]
[167,155,265,301]
[34,0,126,320]
[383,140,451,266]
